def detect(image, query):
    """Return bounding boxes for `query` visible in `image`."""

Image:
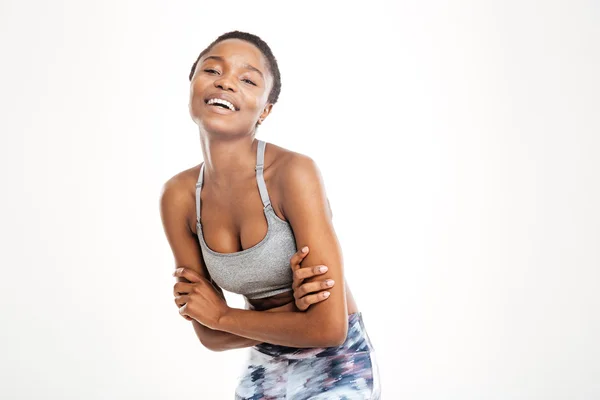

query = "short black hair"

[188,31,282,105]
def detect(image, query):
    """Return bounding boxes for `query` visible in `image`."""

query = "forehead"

[202,39,269,71]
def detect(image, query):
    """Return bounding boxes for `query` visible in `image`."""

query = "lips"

[204,93,239,111]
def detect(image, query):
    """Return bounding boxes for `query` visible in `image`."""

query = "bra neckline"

[197,204,278,258]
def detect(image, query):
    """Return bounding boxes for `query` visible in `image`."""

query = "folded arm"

[192,298,296,351]
[160,172,265,352]
[215,155,348,348]
[160,169,334,352]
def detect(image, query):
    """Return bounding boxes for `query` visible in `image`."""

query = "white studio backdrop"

[1,0,599,399]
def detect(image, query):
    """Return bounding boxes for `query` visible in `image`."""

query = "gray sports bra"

[195,140,297,300]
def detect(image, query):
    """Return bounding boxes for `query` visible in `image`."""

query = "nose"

[214,74,237,92]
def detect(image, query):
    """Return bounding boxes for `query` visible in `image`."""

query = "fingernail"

[323,291,330,298]
[319,266,328,273]
[302,246,308,253]
[326,279,334,287]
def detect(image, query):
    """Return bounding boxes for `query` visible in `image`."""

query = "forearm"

[192,320,261,352]
[192,301,296,351]
[218,308,345,348]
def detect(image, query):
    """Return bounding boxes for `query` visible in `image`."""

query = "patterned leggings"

[235,312,381,399]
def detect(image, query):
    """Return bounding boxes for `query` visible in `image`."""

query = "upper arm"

[280,154,348,342]
[159,173,223,296]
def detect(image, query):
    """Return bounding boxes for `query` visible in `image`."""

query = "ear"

[258,103,274,122]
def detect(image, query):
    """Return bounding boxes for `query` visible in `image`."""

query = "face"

[189,39,274,137]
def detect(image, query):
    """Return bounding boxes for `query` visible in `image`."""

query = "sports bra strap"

[255,140,271,208]
[195,163,205,224]
[195,140,271,225]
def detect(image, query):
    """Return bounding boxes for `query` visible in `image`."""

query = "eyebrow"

[201,55,264,79]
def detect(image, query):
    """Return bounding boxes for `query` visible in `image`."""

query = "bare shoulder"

[159,163,210,277]
[264,142,331,219]
[159,164,202,229]
[265,142,321,186]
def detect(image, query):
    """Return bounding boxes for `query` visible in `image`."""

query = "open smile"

[204,101,237,114]
[204,95,239,112]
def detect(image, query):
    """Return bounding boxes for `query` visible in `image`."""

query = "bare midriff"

[247,282,358,314]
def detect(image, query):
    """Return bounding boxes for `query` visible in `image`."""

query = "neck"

[199,133,258,185]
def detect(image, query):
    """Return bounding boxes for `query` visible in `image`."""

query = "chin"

[198,118,249,138]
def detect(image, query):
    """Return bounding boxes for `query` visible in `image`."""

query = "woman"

[160,30,381,399]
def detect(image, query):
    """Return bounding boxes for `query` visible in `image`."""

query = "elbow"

[323,330,347,348]
[193,321,227,352]
[317,322,348,348]
[199,336,227,352]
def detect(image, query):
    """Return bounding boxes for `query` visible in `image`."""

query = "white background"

[1,0,599,399]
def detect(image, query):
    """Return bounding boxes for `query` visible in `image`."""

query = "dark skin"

[161,167,342,351]
[160,38,358,349]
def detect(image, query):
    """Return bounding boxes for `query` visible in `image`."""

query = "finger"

[173,267,203,283]
[292,264,328,291]
[174,294,190,308]
[294,279,335,299]
[179,303,189,317]
[173,281,194,296]
[289,246,310,271]
[289,246,310,272]
[293,265,328,282]
[296,291,331,311]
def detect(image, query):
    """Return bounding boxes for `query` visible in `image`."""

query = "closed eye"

[243,78,256,86]
[204,69,219,74]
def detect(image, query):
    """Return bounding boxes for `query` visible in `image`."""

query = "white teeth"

[207,98,236,111]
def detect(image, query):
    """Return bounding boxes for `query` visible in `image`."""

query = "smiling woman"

[160,30,381,399]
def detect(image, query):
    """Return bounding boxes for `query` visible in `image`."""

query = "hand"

[290,246,335,311]
[172,268,205,321]
[172,267,229,329]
